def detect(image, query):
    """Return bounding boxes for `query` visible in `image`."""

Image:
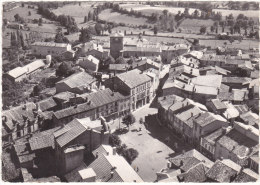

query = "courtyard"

[109,103,192,182]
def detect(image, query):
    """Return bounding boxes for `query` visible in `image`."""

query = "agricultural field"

[120,4,201,16]
[98,9,154,26]
[52,2,94,26]
[119,3,260,19]
[179,18,214,33]
[200,39,259,50]
[3,5,41,22]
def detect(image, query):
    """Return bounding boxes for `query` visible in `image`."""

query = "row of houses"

[156,149,258,182]
[157,94,259,174]
[11,116,143,182]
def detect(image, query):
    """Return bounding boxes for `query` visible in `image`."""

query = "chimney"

[222,127,226,135]
[191,112,193,117]
[74,104,78,108]
[110,171,114,178]
[112,147,117,155]
[22,104,27,110]
[107,152,109,156]
[95,152,99,158]
[167,161,172,169]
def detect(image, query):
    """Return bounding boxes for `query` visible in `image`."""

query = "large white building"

[31,42,72,57]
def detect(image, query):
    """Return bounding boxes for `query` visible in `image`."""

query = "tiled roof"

[194,85,218,95]
[24,60,46,73]
[175,106,202,122]
[29,127,61,151]
[32,41,69,48]
[80,55,100,64]
[250,70,259,79]
[53,91,75,101]
[233,168,258,182]
[158,94,185,110]
[234,104,249,115]
[57,72,96,88]
[54,118,103,148]
[222,77,251,84]
[14,142,36,164]
[223,101,240,119]
[92,145,115,157]
[2,102,37,130]
[123,46,161,53]
[64,163,88,182]
[169,149,214,171]
[215,66,231,75]
[37,97,57,111]
[88,153,143,182]
[53,89,125,120]
[232,89,248,101]
[203,128,226,145]
[177,163,208,182]
[6,66,27,78]
[239,111,259,127]
[217,128,258,158]
[194,112,226,127]
[116,69,151,88]
[191,75,222,88]
[110,32,124,37]
[210,99,227,110]
[6,60,45,78]
[206,159,241,182]
[109,64,128,71]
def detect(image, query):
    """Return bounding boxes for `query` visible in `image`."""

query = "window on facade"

[48,50,50,54]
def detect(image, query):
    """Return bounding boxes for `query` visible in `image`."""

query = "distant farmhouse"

[4,59,46,82]
[31,42,73,58]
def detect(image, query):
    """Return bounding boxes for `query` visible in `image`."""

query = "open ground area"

[109,103,192,182]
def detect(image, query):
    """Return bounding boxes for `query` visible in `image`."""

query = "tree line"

[37,5,79,34]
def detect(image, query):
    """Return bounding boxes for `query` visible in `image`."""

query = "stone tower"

[110,32,124,59]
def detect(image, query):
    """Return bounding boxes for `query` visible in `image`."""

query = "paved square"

[111,104,191,182]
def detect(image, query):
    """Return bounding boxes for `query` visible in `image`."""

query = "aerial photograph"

[1,0,259,183]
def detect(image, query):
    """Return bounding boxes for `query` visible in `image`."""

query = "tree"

[229,37,234,45]
[88,11,92,21]
[55,30,69,43]
[14,14,20,22]
[184,7,189,17]
[122,148,139,164]
[102,55,115,67]
[162,9,168,16]
[108,24,112,34]
[210,25,215,32]
[33,85,42,96]
[95,23,103,35]
[109,134,121,147]
[242,3,250,10]
[193,9,199,18]
[122,113,136,129]
[20,32,25,48]
[79,27,92,42]
[56,61,74,77]
[200,26,207,34]
[115,56,126,64]
[153,25,158,35]
[38,18,43,26]
[84,16,88,23]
